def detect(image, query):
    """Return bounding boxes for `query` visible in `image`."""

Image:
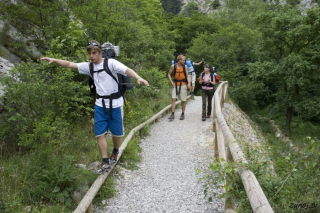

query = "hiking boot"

[202,116,206,121]
[95,162,111,174]
[168,113,175,121]
[180,114,185,120]
[110,152,118,164]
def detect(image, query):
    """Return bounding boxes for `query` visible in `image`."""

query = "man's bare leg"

[112,136,121,149]
[181,101,186,113]
[171,98,176,112]
[97,135,108,158]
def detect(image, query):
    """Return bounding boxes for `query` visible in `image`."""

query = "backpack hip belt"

[97,92,122,119]
[174,79,187,95]
[203,82,214,87]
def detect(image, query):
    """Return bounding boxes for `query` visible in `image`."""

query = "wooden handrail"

[213,81,274,213]
[73,96,191,213]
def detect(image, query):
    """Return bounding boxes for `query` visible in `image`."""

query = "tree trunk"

[285,105,292,137]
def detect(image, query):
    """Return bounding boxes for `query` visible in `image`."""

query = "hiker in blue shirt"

[186,58,204,96]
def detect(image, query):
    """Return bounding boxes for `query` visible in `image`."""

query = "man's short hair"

[86,40,101,54]
[177,54,185,62]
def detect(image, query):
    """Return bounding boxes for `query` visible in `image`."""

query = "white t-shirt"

[77,59,128,108]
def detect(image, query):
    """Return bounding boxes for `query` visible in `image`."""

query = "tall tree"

[249,5,320,136]
[168,12,220,55]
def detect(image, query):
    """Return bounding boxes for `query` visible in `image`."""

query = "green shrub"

[27,147,92,207]
[0,59,92,150]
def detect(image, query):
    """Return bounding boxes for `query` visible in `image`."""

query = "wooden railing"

[73,96,192,213]
[212,81,274,213]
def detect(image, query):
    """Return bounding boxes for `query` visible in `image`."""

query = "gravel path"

[95,96,224,213]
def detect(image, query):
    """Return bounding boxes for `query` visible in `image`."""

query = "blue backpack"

[186,59,195,71]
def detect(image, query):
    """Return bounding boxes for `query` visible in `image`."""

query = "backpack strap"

[191,61,195,70]
[89,62,94,78]
[173,63,188,95]
[201,72,214,88]
[183,64,188,84]
[103,58,119,84]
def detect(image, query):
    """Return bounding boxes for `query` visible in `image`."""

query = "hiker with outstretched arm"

[186,58,204,96]
[167,54,190,121]
[41,40,149,174]
[198,64,215,121]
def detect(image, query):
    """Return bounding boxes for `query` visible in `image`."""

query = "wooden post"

[212,93,216,132]
[86,203,93,213]
[224,83,229,103]
[214,119,219,160]
[220,85,225,109]
[221,84,225,108]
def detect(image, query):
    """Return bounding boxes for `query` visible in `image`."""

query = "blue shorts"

[94,105,124,137]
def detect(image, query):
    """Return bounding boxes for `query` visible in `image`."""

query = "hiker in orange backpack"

[198,64,215,121]
[167,54,191,121]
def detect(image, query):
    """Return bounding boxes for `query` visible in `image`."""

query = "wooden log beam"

[74,100,185,213]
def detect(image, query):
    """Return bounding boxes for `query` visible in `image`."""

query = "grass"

[0,82,172,212]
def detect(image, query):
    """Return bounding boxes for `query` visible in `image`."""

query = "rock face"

[0,17,43,64]
[181,0,317,13]
[182,0,217,13]
[300,0,318,11]
[0,14,43,97]
[0,57,14,97]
